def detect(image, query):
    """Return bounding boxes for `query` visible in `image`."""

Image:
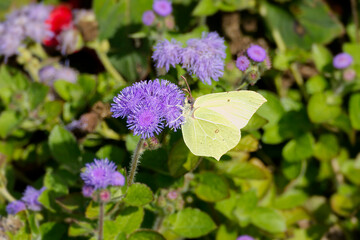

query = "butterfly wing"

[181,110,240,161]
[194,91,267,129]
[181,90,266,160]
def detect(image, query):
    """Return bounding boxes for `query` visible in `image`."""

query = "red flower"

[45,5,72,34]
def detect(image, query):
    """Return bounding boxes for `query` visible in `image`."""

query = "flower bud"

[99,189,111,202]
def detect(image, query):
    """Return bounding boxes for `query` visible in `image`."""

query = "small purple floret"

[111,79,185,139]
[152,39,182,72]
[142,10,155,26]
[247,45,266,62]
[82,185,94,198]
[6,200,26,215]
[153,0,172,17]
[111,172,126,186]
[333,53,353,69]
[236,56,250,71]
[21,186,46,211]
[237,235,254,240]
[81,158,118,190]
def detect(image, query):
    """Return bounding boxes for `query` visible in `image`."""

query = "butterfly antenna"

[181,75,192,98]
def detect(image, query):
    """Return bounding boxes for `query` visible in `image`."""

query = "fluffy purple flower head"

[25,21,54,43]
[6,200,26,215]
[82,185,94,198]
[153,0,172,17]
[54,66,78,83]
[237,235,254,240]
[333,53,353,69]
[236,56,250,71]
[181,32,226,85]
[111,172,126,186]
[247,45,266,62]
[81,158,118,190]
[142,10,155,26]
[152,39,182,72]
[0,34,22,59]
[21,186,46,211]
[111,79,185,138]
[57,28,80,55]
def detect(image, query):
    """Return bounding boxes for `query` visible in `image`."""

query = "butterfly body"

[181,91,266,160]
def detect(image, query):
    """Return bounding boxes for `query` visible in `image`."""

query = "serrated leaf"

[124,183,153,206]
[114,206,144,234]
[194,172,229,202]
[128,230,165,240]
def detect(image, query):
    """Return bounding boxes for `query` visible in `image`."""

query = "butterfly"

[181,91,267,160]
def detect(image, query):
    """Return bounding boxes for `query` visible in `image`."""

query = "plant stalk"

[0,187,16,202]
[98,201,104,240]
[351,0,359,42]
[127,138,145,186]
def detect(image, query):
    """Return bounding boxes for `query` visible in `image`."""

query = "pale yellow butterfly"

[181,91,267,160]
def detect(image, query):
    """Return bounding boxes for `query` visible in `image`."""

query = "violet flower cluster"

[142,0,172,26]
[6,186,46,215]
[152,32,226,85]
[237,235,254,240]
[38,65,78,85]
[236,44,269,72]
[0,4,53,60]
[81,158,125,198]
[111,79,185,139]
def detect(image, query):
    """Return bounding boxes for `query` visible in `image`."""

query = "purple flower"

[54,66,78,83]
[39,65,57,84]
[21,186,46,211]
[153,0,172,17]
[236,56,250,71]
[333,53,353,69]
[237,235,254,240]
[181,32,226,85]
[152,39,182,72]
[6,200,26,215]
[82,185,94,198]
[57,28,80,55]
[81,158,118,190]
[25,21,54,43]
[142,10,155,26]
[247,45,266,62]
[111,79,185,139]
[0,34,22,59]
[111,172,126,186]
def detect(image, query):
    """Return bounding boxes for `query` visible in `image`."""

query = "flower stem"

[0,187,16,202]
[127,138,145,186]
[98,201,104,240]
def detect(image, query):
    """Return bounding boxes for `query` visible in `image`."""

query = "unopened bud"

[343,69,356,82]
[99,189,111,202]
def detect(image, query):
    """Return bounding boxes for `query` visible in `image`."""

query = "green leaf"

[48,125,81,171]
[257,90,285,125]
[128,230,165,240]
[282,133,314,162]
[93,0,123,39]
[194,172,229,202]
[307,92,342,123]
[193,0,217,16]
[224,161,267,180]
[0,110,23,138]
[38,189,60,213]
[96,145,126,165]
[311,44,332,72]
[233,191,258,227]
[40,222,66,240]
[274,190,308,209]
[305,75,328,95]
[114,206,144,234]
[168,139,199,177]
[330,193,358,217]
[214,191,237,221]
[27,82,49,110]
[124,183,153,206]
[313,134,339,161]
[85,201,113,219]
[251,207,286,233]
[165,208,216,238]
[349,93,360,130]
[44,168,69,195]
[68,222,94,237]
[216,224,237,240]
[53,80,82,102]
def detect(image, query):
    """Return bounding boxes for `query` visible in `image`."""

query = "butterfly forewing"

[194,91,267,129]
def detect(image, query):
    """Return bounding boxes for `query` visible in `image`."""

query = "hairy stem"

[98,201,104,240]
[127,139,145,186]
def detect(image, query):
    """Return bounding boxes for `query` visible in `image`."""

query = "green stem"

[0,187,16,202]
[96,50,126,85]
[351,0,360,43]
[98,201,104,240]
[127,139,145,186]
